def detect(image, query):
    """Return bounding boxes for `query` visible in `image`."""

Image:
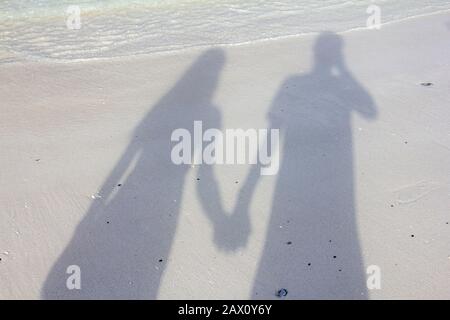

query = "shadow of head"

[312,31,377,119]
[134,47,226,135]
[313,31,348,78]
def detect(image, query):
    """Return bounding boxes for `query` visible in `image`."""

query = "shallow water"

[1,0,449,63]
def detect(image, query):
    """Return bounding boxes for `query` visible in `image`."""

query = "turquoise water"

[1,0,449,63]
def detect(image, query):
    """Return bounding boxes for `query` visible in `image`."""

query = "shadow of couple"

[42,31,377,299]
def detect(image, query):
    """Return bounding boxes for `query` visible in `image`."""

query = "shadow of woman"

[42,49,226,299]
[236,32,377,299]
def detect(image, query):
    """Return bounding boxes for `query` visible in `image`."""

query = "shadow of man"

[239,32,377,299]
[42,49,226,299]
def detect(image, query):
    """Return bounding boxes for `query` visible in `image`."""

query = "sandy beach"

[1,10,450,299]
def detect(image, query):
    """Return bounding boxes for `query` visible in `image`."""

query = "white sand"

[1,12,449,299]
